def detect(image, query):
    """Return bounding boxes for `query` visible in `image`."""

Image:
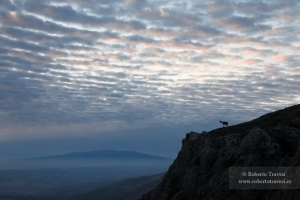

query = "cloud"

[23,1,147,30]
[0,0,299,145]
[213,15,271,32]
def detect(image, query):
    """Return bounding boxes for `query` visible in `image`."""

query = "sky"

[0,0,299,159]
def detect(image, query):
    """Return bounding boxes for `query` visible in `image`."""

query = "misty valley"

[0,150,172,200]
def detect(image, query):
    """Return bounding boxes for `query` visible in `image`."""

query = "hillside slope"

[141,104,300,200]
[67,173,165,200]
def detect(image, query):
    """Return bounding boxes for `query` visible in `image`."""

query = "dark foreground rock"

[141,104,300,200]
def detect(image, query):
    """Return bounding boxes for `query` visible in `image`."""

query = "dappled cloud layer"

[0,0,299,139]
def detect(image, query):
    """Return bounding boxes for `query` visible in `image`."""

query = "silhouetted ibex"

[220,121,228,127]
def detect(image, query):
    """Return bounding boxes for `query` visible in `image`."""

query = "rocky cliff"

[141,104,300,200]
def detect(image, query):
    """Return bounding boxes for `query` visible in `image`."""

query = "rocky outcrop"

[141,104,300,200]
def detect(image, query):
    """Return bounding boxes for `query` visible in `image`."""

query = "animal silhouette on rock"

[220,121,228,127]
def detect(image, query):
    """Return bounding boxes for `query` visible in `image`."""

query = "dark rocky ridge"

[141,104,300,200]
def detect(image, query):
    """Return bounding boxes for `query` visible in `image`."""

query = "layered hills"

[0,150,172,199]
[67,172,165,200]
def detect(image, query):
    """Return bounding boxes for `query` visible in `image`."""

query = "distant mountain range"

[31,150,173,162]
[9,150,173,169]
